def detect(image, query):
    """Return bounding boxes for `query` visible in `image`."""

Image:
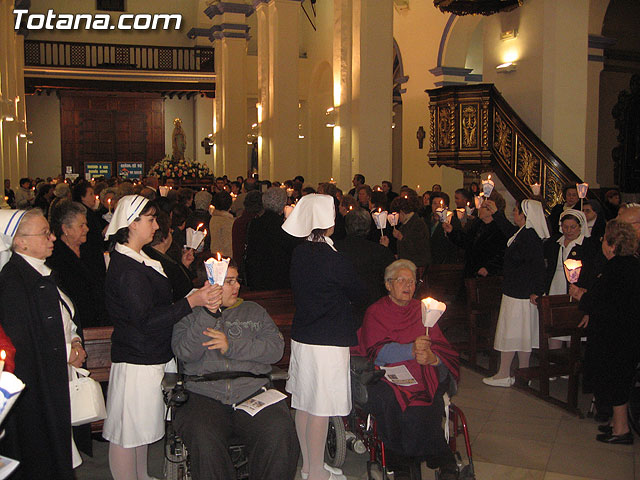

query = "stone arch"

[431,14,484,85]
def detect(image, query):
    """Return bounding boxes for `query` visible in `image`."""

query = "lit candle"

[530,183,541,196]
[204,252,230,286]
[329,177,337,185]
[107,197,112,212]
[420,297,447,335]
[456,208,465,220]
[372,209,388,231]
[481,175,495,197]
[286,188,294,197]
[196,223,204,231]
[0,350,5,374]
[465,201,473,215]
[563,259,583,284]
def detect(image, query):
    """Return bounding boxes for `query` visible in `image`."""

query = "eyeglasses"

[224,278,239,286]
[16,230,53,238]
[391,277,415,286]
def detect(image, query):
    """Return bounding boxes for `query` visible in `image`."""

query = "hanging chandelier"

[434,0,522,16]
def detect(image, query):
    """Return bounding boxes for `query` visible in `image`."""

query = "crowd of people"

[0,170,637,480]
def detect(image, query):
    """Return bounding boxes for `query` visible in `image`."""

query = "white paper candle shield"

[530,183,541,196]
[481,175,495,197]
[576,183,589,199]
[372,210,388,230]
[0,371,25,427]
[283,205,294,219]
[159,186,170,197]
[185,228,206,250]
[204,254,230,286]
[563,259,582,284]
[387,212,400,227]
[421,297,447,330]
[465,203,473,216]
[474,194,484,209]
[435,208,449,223]
[456,208,465,220]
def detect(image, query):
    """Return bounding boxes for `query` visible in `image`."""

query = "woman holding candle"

[102,195,219,480]
[283,194,368,480]
[543,210,598,349]
[384,195,430,269]
[0,209,86,479]
[483,199,548,387]
[354,259,460,479]
[569,220,640,444]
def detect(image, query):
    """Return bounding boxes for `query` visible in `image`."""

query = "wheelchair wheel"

[325,416,347,468]
[628,366,640,436]
[164,421,191,480]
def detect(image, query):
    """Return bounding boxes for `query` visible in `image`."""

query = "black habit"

[542,234,599,293]
[0,254,74,479]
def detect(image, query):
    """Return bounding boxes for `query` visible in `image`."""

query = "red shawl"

[0,323,15,373]
[352,296,459,410]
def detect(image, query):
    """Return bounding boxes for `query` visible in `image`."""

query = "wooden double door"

[60,92,164,177]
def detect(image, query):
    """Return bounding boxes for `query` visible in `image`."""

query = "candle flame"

[0,350,5,361]
[378,208,382,213]
[488,175,492,180]
[196,223,204,231]
[349,206,353,211]
[217,252,221,261]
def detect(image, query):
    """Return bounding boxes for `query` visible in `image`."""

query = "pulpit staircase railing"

[426,84,583,212]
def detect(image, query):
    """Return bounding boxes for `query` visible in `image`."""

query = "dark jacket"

[0,254,74,479]
[428,214,464,265]
[396,213,431,268]
[588,215,606,245]
[245,210,301,290]
[335,235,396,323]
[47,239,110,328]
[143,245,194,302]
[493,211,545,299]
[105,250,192,364]
[290,241,368,346]
[82,208,107,282]
[448,216,507,277]
[543,234,599,293]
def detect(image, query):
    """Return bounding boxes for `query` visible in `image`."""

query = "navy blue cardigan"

[105,250,192,364]
[290,241,368,347]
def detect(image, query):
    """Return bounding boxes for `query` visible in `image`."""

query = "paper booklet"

[0,454,19,480]
[382,365,418,386]
[235,389,287,416]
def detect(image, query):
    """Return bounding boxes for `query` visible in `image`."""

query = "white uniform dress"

[286,340,352,416]
[102,244,174,448]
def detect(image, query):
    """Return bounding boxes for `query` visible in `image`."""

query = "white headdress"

[104,195,149,240]
[282,194,335,238]
[0,210,27,271]
[521,199,550,240]
[560,209,588,238]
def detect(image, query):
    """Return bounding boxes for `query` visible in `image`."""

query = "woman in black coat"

[0,209,87,479]
[101,196,217,480]
[570,220,640,445]
[483,199,548,387]
[444,202,507,278]
[384,195,430,269]
[47,200,110,328]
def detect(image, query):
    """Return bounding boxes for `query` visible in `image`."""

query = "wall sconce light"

[1,114,15,122]
[500,29,517,41]
[496,62,517,73]
[298,123,304,139]
[325,106,338,128]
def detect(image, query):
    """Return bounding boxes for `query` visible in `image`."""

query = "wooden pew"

[83,326,114,383]
[514,294,584,417]
[463,276,503,372]
[416,263,467,345]
[239,288,295,371]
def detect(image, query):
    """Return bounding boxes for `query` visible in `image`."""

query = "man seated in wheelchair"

[353,259,461,480]
[171,259,300,480]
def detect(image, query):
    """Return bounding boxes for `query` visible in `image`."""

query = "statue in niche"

[612,74,640,192]
[172,118,186,160]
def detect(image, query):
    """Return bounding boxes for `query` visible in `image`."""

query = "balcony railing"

[24,40,214,73]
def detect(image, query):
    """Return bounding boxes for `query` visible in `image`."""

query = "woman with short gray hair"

[48,200,110,328]
[262,186,288,214]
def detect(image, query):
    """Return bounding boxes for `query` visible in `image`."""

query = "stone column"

[351,0,393,185]
[208,2,252,179]
[0,0,27,186]
[255,0,301,182]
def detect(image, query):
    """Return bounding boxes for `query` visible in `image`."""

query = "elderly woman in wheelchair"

[353,259,461,480]
[170,260,300,480]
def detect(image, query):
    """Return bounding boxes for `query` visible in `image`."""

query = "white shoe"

[300,464,344,480]
[482,375,514,387]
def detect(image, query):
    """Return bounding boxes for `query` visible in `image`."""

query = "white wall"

[25,94,62,178]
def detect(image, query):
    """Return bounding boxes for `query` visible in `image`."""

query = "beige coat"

[209,210,235,257]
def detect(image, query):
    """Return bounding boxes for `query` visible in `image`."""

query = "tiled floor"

[75,367,638,479]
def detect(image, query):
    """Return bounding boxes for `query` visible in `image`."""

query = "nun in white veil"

[482,199,549,387]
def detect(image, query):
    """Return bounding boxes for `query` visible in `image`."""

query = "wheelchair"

[161,367,289,480]
[324,356,475,480]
